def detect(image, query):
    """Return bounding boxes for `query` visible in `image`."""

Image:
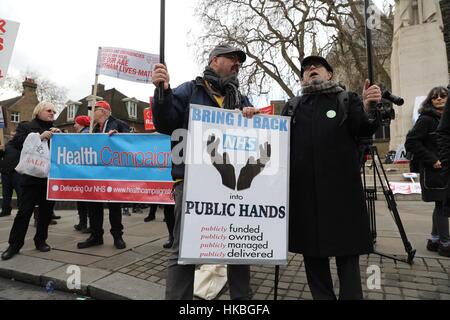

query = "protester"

[152,44,259,300]
[1,102,60,261]
[77,101,128,250]
[144,204,175,249]
[426,86,450,257]
[281,56,382,300]
[73,115,92,233]
[0,131,22,217]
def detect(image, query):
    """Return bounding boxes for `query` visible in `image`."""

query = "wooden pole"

[89,74,99,133]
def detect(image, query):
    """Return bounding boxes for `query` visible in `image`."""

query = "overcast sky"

[1,0,390,106]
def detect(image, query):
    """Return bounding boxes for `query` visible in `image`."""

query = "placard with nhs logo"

[179,104,290,265]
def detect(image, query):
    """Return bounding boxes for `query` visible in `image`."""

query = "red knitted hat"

[75,115,91,127]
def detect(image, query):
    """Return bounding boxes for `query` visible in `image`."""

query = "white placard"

[179,104,290,265]
[389,182,421,195]
[0,18,20,86]
[95,47,159,84]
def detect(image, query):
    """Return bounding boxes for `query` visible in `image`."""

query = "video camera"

[377,90,404,126]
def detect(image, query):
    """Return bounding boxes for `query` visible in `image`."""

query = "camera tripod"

[361,143,416,265]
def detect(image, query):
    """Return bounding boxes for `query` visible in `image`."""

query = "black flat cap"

[301,55,333,77]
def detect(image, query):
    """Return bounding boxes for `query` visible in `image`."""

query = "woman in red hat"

[73,115,92,232]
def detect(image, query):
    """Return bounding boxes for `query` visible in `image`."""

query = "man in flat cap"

[152,44,258,300]
[282,55,382,300]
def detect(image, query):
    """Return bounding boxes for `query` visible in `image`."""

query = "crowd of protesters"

[0,43,448,301]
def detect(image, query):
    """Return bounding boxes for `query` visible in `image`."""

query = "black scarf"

[203,66,242,110]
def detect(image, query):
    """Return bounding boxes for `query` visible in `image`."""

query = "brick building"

[54,84,148,132]
[0,78,39,142]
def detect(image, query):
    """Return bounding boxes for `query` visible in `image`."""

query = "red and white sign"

[389,182,421,195]
[258,105,275,115]
[96,47,159,84]
[144,97,155,131]
[0,18,20,86]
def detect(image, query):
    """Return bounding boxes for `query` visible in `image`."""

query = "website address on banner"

[112,186,171,195]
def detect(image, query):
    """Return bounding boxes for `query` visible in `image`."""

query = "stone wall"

[441,0,450,79]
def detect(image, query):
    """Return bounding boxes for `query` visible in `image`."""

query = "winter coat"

[282,91,379,257]
[93,115,130,133]
[0,144,21,174]
[405,110,445,202]
[8,118,53,186]
[152,77,252,180]
[436,97,450,212]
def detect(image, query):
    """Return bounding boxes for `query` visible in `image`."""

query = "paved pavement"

[0,198,449,300]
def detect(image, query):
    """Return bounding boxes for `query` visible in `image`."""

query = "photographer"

[282,56,381,300]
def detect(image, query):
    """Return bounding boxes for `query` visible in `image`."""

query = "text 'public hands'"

[206,135,236,190]
[237,142,271,191]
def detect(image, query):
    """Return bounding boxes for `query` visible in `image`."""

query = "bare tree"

[191,0,393,99]
[1,70,68,112]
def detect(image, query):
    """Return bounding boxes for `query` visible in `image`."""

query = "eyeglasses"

[432,93,448,100]
[303,63,324,72]
[45,109,55,113]
[218,54,240,62]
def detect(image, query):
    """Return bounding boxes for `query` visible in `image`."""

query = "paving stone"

[398,281,420,290]
[383,286,401,295]
[366,292,384,300]
[41,265,111,296]
[439,293,450,300]
[418,291,440,300]
[424,259,443,268]
[89,273,164,300]
[402,289,419,298]
[0,255,64,285]
[413,277,433,284]
[256,286,272,294]
[385,294,403,300]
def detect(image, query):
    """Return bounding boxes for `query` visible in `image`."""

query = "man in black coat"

[77,100,129,250]
[282,56,382,300]
[0,135,22,217]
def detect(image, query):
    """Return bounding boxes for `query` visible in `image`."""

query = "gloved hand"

[237,142,271,191]
[207,135,236,190]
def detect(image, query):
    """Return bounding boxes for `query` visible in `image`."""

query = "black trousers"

[89,202,123,239]
[163,205,175,238]
[8,184,53,249]
[1,171,22,213]
[76,201,91,227]
[303,255,363,300]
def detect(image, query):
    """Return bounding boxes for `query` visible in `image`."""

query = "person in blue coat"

[152,44,259,300]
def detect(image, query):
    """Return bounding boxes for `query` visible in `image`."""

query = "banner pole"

[158,0,166,105]
[89,74,99,133]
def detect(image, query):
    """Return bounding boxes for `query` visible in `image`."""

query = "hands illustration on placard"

[237,142,271,191]
[206,135,271,191]
[207,135,236,190]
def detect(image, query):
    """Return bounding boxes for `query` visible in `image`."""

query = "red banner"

[144,97,155,131]
[258,105,275,115]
